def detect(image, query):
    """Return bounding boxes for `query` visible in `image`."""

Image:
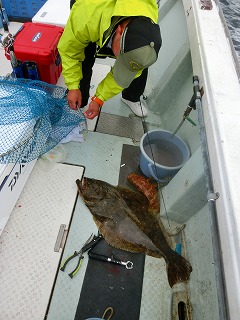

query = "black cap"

[114,17,162,88]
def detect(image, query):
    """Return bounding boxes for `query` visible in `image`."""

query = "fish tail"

[165,251,192,287]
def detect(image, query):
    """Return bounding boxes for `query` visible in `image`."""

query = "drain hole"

[178,301,187,320]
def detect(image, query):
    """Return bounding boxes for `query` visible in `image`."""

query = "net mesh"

[0,77,86,164]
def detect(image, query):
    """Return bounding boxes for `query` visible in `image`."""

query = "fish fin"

[116,186,149,225]
[101,227,162,258]
[165,251,192,287]
[117,185,149,207]
[95,218,162,258]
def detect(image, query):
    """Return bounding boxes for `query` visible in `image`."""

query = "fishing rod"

[0,2,25,78]
[140,96,171,228]
[139,85,204,228]
[0,0,8,32]
[0,0,11,46]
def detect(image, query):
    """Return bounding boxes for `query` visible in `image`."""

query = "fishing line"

[140,97,171,228]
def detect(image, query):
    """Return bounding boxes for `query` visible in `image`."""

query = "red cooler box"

[7,22,64,84]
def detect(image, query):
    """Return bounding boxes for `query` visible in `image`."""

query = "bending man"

[58,0,162,119]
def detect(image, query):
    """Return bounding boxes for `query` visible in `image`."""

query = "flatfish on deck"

[76,177,192,287]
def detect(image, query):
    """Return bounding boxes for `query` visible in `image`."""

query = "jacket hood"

[99,0,159,46]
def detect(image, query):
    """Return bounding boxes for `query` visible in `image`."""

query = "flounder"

[76,176,192,287]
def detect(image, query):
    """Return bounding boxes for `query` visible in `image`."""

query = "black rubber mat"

[74,240,145,320]
[118,144,143,190]
[75,144,145,320]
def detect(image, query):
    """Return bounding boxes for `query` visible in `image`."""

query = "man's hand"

[67,89,82,109]
[84,101,101,119]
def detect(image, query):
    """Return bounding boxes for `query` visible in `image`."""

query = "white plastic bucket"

[140,130,190,182]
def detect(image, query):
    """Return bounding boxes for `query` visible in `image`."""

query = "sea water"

[219,0,240,63]
[144,139,183,167]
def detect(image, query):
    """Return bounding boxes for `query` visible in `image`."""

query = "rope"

[102,307,114,320]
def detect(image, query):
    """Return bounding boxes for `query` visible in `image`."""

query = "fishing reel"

[0,31,14,49]
[0,31,19,70]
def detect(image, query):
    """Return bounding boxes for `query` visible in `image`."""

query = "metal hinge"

[54,224,68,252]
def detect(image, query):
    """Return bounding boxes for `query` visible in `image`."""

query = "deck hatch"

[96,113,144,141]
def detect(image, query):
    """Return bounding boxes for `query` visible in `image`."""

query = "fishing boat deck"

[0,19,174,318]
[1,0,240,318]
[0,20,216,320]
[0,21,174,319]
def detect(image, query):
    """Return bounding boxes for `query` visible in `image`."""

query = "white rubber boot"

[121,98,148,117]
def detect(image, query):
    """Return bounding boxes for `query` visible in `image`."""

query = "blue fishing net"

[0,77,86,163]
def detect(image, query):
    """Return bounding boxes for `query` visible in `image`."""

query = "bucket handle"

[148,163,172,184]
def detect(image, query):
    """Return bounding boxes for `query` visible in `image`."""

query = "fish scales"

[77,178,161,257]
[76,177,192,287]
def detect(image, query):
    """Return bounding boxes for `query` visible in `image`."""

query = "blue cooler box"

[2,0,47,20]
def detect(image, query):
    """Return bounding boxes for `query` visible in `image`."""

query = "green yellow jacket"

[58,0,159,102]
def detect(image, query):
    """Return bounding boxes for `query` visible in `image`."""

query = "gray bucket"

[140,130,190,182]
